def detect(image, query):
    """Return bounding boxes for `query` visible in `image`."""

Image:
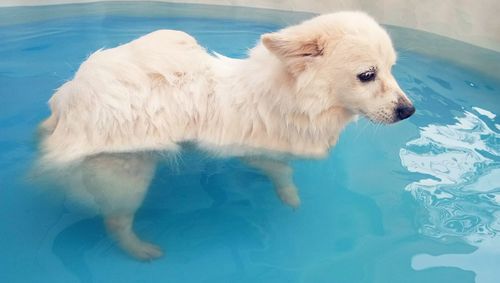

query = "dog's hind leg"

[105,212,162,260]
[81,153,161,260]
[243,157,300,208]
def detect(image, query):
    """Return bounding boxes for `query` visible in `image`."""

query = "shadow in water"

[49,152,385,283]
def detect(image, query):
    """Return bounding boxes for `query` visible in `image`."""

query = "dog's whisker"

[353,119,371,141]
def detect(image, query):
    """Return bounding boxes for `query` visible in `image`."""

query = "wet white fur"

[38,11,412,260]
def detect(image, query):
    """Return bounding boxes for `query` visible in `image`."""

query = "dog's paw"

[278,186,301,208]
[122,240,164,261]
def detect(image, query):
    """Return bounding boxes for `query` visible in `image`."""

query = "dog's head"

[261,11,414,124]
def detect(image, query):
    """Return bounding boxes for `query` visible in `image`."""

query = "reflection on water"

[400,107,500,282]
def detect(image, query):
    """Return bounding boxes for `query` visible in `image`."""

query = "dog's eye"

[357,69,376,83]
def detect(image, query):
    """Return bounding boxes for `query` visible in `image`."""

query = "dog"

[37,11,415,260]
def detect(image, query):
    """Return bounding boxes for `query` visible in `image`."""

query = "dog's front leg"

[243,157,300,208]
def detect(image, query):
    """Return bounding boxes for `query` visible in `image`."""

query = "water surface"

[0,2,499,283]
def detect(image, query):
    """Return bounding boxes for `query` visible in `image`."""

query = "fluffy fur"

[38,11,414,260]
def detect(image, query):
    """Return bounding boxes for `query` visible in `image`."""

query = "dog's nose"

[396,105,415,120]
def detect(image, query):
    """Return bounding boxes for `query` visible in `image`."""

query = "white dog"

[38,11,414,260]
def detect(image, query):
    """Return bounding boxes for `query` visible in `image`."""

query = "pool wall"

[1,0,499,79]
[1,0,498,52]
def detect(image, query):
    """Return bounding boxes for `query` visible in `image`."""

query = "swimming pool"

[0,2,499,283]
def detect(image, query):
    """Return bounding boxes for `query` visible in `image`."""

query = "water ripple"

[400,107,500,282]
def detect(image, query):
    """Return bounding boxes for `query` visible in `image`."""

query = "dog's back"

[40,30,216,165]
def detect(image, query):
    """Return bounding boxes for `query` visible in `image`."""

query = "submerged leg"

[105,213,163,260]
[81,153,162,260]
[243,157,300,208]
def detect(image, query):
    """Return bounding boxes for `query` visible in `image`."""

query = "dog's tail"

[39,108,58,137]
[38,96,59,137]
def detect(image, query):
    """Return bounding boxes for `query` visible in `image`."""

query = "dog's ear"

[261,33,325,58]
[261,32,325,76]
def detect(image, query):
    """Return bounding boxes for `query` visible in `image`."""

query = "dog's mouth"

[365,114,395,124]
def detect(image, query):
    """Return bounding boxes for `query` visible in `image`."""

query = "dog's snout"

[396,105,415,120]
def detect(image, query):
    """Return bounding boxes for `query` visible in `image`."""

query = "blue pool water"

[0,2,499,283]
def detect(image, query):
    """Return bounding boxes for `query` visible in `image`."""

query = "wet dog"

[38,11,414,260]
